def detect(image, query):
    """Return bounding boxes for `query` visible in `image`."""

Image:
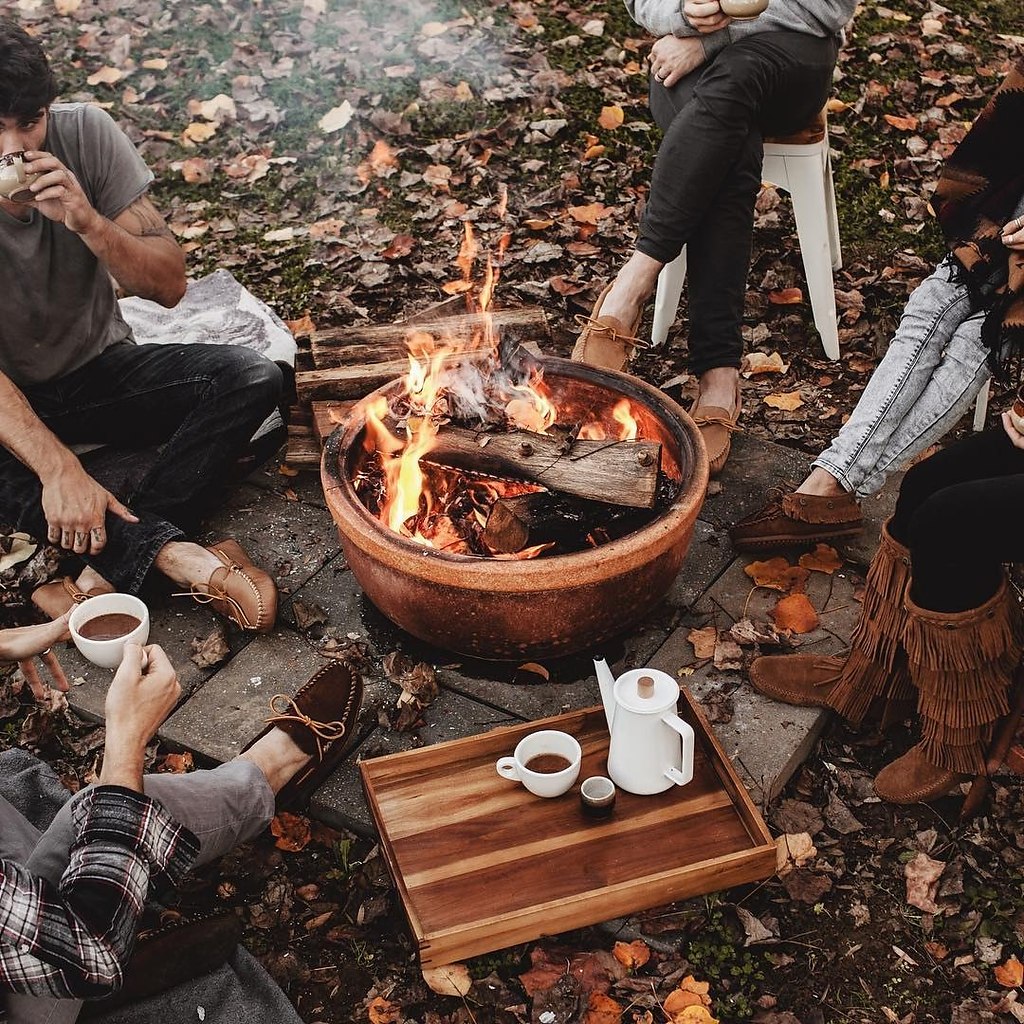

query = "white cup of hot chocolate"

[0,151,39,203]
[495,729,582,798]
[69,593,150,670]
[719,0,770,19]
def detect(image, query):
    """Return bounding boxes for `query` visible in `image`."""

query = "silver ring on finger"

[41,648,51,656]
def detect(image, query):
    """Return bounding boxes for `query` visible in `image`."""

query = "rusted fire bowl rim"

[321,356,709,594]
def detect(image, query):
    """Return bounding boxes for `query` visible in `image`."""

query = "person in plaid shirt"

[1,617,362,1023]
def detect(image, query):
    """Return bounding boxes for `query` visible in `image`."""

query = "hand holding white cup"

[68,593,150,670]
[495,729,582,797]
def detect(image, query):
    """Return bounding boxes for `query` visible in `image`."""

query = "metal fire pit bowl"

[321,356,709,660]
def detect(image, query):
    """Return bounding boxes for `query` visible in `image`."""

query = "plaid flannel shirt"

[0,785,198,1000]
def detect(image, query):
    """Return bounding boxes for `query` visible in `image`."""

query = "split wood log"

[284,424,321,469]
[310,307,550,368]
[425,425,661,508]
[312,400,356,443]
[483,492,642,553]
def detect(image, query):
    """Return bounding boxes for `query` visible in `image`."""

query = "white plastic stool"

[972,378,991,432]
[650,109,842,361]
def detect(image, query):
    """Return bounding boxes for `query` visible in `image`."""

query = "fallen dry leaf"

[798,544,842,574]
[319,100,354,134]
[86,66,124,86]
[613,939,650,969]
[367,996,400,1024]
[270,811,312,852]
[763,390,804,412]
[669,1007,718,1024]
[744,557,809,593]
[190,627,230,668]
[741,351,788,376]
[517,661,550,681]
[775,832,817,876]
[183,121,218,143]
[422,963,473,996]
[664,990,704,1013]
[597,105,624,130]
[767,287,803,305]
[568,202,609,225]
[687,624,718,660]
[995,955,1024,988]
[905,851,944,914]
[771,593,819,634]
[159,752,193,774]
[583,992,622,1024]
[884,113,918,131]
[713,636,743,672]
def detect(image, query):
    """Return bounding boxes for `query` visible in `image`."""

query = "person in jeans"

[748,417,1024,804]
[1,620,362,1022]
[0,20,281,631]
[571,0,857,476]
[731,56,1024,552]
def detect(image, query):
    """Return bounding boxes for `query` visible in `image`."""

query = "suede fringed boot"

[874,576,1024,804]
[748,520,915,727]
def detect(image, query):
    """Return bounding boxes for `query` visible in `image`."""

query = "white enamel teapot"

[595,658,695,795]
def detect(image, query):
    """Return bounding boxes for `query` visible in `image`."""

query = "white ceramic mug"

[69,593,150,670]
[495,729,582,798]
[719,0,770,19]
[0,152,38,202]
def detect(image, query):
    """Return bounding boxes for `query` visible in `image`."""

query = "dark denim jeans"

[0,342,283,593]
[642,31,839,375]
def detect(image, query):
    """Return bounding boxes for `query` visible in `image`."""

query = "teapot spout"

[594,657,617,731]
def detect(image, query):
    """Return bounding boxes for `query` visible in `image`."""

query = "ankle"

[797,469,845,498]
[236,729,310,794]
[154,541,221,589]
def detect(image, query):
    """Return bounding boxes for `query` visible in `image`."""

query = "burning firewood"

[424,425,662,509]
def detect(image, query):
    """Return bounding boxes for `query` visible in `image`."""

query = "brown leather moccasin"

[243,660,364,810]
[729,489,863,553]
[181,539,278,633]
[32,577,114,619]
[570,284,647,372]
[690,381,742,477]
[748,653,846,709]
[873,744,964,804]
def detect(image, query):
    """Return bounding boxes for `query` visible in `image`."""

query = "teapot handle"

[661,713,694,786]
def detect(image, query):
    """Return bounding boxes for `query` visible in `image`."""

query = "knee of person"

[695,48,768,100]
[897,456,944,517]
[907,487,965,547]
[225,348,284,402]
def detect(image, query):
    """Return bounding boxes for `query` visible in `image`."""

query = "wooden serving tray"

[360,689,776,967]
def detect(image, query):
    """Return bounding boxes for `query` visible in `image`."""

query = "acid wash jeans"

[1,758,274,1024]
[813,255,992,499]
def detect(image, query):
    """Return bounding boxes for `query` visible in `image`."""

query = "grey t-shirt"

[0,103,154,387]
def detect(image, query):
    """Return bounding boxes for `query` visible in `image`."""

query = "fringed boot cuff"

[828,519,914,725]
[905,575,1023,775]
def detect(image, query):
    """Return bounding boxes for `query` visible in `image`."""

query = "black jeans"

[889,426,1024,613]
[641,31,839,376]
[0,342,283,593]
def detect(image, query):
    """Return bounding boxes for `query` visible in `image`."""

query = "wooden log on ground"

[425,425,661,508]
[284,424,321,469]
[312,400,356,443]
[309,307,550,367]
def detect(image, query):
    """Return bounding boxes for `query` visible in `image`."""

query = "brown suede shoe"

[183,539,278,633]
[873,743,964,804]
[242,660,364,810]
[570,284,647,372]
[32,577,115,619]
[729,489,863,552]
[748,653,845,708]
[690,381,742,477]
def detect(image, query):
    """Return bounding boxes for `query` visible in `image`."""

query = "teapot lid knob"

[636,675,656,699]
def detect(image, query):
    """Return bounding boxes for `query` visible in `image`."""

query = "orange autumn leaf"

[523,218,554,230]
[925,941,949,960]
[669,1009,718,1024]
[160,752,192,773]
[884,113,918,131]
[357,139,399,182]
[995,955,1024,988]
[744,557,810,593]
[584,992,623,1024]
[664,990,703,1013]
[768,287,803,305]
[678,976,711,1002]
[568,203,609,225]
[772,593,820,634]
[270,811,312,852]
[598,105,625,130]
[687,624,718,660]
[368,996,400,1024]
[763,390,804,412]
[798,544,842,574]
[180,156,214,183]
[613,939,650,969]
[583,144,606,160]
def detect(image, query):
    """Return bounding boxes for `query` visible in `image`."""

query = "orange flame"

[613,398,639,440]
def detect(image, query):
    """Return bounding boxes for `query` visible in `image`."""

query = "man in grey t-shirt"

[0,20,281,636]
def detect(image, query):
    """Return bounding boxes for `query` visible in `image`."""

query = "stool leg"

[651,249,687,348]
[824,148,843,272]
[972,378,990,432]
[786,155,840,360]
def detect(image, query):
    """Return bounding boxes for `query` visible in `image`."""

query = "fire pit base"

[322,357,708,661]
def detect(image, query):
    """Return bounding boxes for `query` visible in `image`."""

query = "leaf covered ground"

[3,0,1024,1021]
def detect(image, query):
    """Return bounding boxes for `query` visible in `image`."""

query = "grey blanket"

[0,750,302,1024]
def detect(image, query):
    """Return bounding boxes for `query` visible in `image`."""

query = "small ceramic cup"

[580,776,616,819]
[69,593,150,670]
[0,152,39,203]
[1009,385,1024,435]
[495,729,582,798]
[719,0,770,19]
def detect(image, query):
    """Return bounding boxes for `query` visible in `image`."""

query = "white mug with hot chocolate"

[0,151,38,203]
[719,0,770,19]
[69,593,150,669]
[495,729,582,798]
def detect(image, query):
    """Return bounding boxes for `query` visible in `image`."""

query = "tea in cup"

[0,152,38,203]
[1009,385,1024,435]
[719,0,770,19]
[495,729,582,798]
[69,593,150,669]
